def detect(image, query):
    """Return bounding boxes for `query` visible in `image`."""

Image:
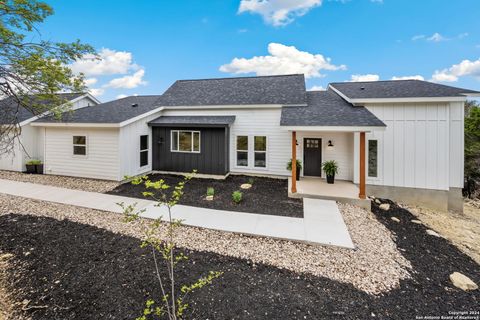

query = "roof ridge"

[176,74,304,82]
[330,79,419,85]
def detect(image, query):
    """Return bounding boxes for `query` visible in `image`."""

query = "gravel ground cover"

[108,173,304,217]
[0,170,118,193]
[0,198,478,319]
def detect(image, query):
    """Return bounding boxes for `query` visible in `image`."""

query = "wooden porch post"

[359,132,366,199]
[291,131,297,193]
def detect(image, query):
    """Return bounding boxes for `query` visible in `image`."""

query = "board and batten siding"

[353,101,462,191]
[160,108,292,176]
[296,131,354,180]
[44,127,120,180]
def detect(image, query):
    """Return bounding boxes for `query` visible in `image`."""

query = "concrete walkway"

[0,179,354,248]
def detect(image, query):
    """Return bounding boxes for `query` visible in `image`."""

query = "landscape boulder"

[379,203,390,211]
[449,272,478,291]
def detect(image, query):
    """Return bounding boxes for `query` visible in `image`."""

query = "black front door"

[303,138,322,177]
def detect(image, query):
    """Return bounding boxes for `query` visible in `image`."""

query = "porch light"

[327,140,334,150]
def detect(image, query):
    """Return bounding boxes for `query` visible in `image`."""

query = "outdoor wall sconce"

[327,140,334,150]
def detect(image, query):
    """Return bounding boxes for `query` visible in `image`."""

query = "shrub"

[26,159,42,165]
[248,177,254,185]
[232,190,242,203]
[322,160,339,176]
[206,187,215,197]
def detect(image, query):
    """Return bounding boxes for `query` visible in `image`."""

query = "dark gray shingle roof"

[280,90,385,127]
[0,93,86,124]
[149,116,235,127]
[155,74,307,106]
[35,95,161,124]
[330,80,480,100]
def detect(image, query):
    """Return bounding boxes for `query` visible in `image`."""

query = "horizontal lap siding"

[364,102,450,191]
[161,108,292,176]
[44,127,120,180]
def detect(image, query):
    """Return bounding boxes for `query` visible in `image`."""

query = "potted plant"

[25,159,41,174]
[35,160,44,174]
[286,159,302,181]
[322,160,339,184]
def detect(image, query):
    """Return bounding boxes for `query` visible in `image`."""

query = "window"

[140,135,149,167]
[73,136,86,156]
[368,140,378,178]
[236,136,248,167]
[254,136,267,168]
[171,130,200,153]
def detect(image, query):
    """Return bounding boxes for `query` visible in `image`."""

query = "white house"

[19,74,479,212]
[0,93,100,172]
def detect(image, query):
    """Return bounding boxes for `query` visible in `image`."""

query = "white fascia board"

[119,107,165,127]
[280,125,386,132]
[160,104,290,110]
[30,122,120,128]
[351,96,467,104]
[82,93,102,105]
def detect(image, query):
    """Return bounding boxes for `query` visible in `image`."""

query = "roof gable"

[156,74,307,106]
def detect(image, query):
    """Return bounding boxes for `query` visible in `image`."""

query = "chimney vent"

[131,103,138,107]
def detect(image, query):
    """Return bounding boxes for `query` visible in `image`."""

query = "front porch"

[288,177,371,210]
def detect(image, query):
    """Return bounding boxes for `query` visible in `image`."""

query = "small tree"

[118,172,222,320]
[0,0,94,154]
[464,100,480,198]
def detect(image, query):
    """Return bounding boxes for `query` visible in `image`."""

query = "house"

[27,74,478,212]
[0,93,100,172]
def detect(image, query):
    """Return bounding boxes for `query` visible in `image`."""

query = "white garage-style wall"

[352,101,462,191]
[44,127,120,180]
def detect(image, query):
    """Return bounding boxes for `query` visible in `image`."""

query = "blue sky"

[41,0,480,102]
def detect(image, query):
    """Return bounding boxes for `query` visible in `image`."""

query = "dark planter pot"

[35,164,44,174]
[296,167,301,181]
[326,174,335,184]
[26,164,36,174]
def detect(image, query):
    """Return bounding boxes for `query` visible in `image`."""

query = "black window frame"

[140,135,149,167]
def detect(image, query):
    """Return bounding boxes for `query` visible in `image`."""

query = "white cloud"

[427,32,448,42]
[219,43,346,78]
[391,75,424,81]
[309,85,325,90]
[412,35,425,41]
[105,69,147,89]
[350,74,379,82]
[88,88,105,97]
[370,0,383,3]
[238,0,322,26]
[458,32,469,39]
[70,48,139,76]
[116,94,128,99]
[431,58,480,82]
[84,78,98,86]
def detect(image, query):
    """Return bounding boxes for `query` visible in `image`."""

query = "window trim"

[72,135,87,157]
[139,135,149,167]
[253,135,267,169]
[367,139,378,178]
[236,135,249,167]
[234,135,268,170]
[170,130,201,153]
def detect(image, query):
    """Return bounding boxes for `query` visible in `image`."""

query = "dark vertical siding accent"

[152,127,229,175]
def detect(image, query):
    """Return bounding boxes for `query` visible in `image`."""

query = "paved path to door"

[0,179,354,248]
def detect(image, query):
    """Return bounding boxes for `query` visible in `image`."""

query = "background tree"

[464,100,480,198]
[0,0,94,154]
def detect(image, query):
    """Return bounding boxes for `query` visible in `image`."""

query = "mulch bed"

[107,174,303,218]
[0,199,479,319]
